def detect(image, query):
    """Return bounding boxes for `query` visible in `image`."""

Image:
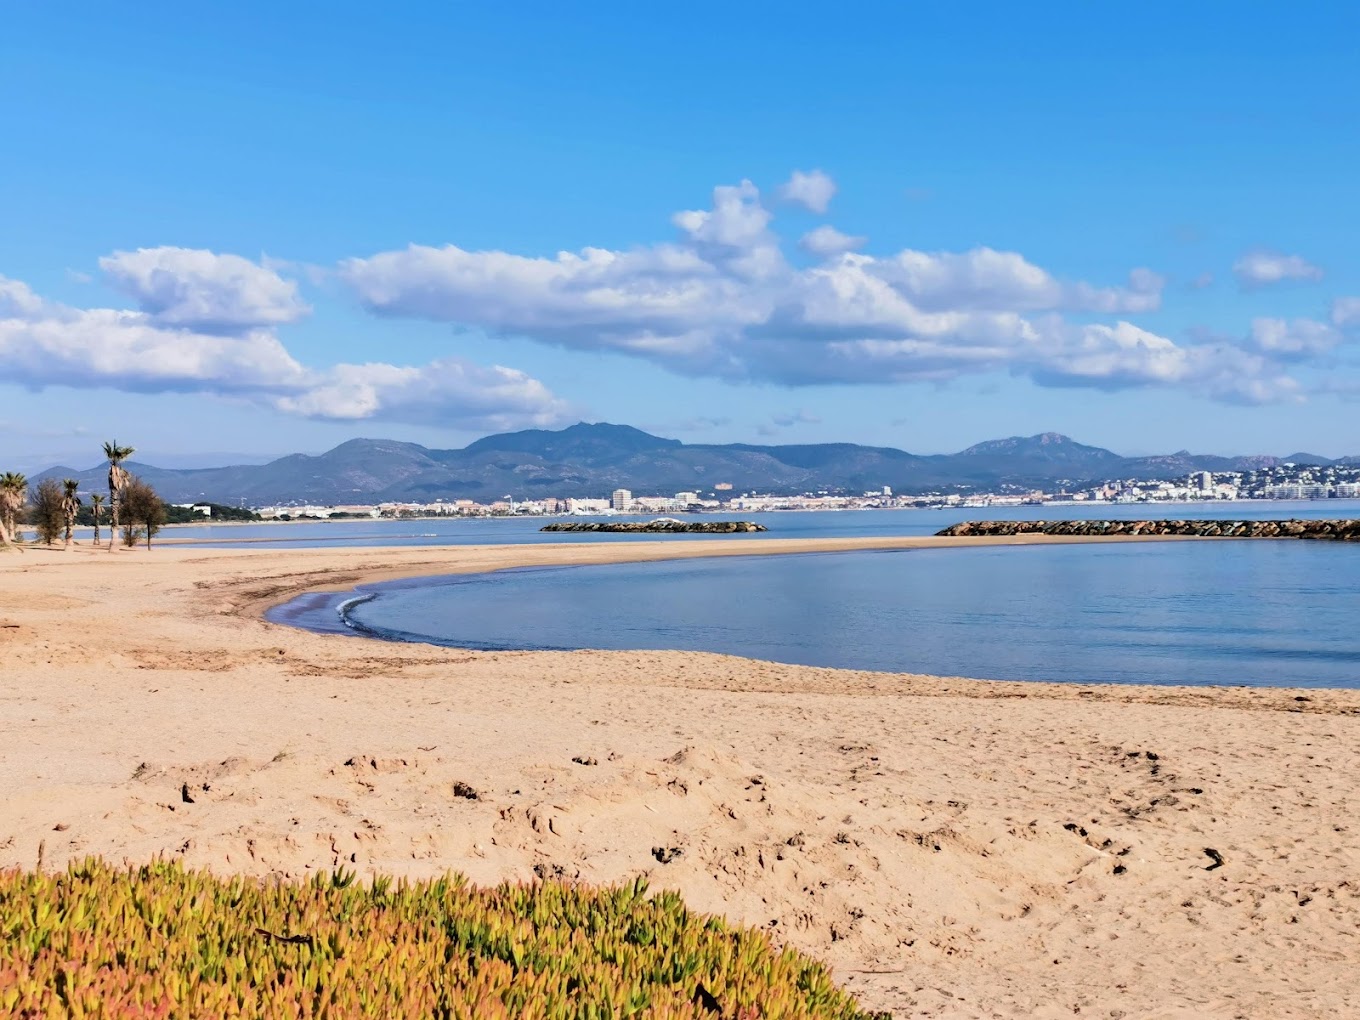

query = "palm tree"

[103,441,135,551]
[61,479,81,549]
[0,472,28,552]
[89,493,104,544]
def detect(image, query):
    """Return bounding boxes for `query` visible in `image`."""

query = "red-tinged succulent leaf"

[0,859,883,1019]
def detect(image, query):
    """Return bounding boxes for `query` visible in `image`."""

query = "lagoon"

[272,536,1360,689]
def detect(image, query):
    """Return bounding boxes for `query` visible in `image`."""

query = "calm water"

[270,539,1360,688]
[172,499,1360,548]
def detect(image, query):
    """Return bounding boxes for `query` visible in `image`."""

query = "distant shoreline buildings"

[250,462,1360,521]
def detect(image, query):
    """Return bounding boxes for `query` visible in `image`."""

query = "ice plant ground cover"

[0,859,888,1019]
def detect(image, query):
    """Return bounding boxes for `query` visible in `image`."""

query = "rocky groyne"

[936,518,1360,540]
[541,519,768,534]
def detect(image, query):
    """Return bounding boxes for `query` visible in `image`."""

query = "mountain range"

[32,423,1356,506]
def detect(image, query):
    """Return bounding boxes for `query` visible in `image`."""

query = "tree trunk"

[108,489,118,551]
[0,511,20,552]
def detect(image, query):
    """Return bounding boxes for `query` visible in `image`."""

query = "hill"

[31,423,1349,506]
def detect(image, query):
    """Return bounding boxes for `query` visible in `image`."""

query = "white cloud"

[777,169,837,214]
[861,250,1162,314]
[1026,320,1302,404]
[0,261,569,430]
[800,225,866,257]
[0,277,52,319]
[1243,317,1341,360]
[1232,250,1323,289]
[99,246,311,333]
[673,180,772,250]
[335,176,1322,403]
[1331,297,1360,328]
[273,359,567,430]
[0,297,306,394]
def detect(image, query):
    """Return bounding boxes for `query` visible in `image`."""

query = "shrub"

[120,476,167,549]
[26,478,65,545]
[0,859,887,1019]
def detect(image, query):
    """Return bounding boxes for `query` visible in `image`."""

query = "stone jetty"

[541,519,767,534]
[936,518,1360,540]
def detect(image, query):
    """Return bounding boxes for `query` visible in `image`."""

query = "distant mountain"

[30,423,1357,506]
[955,432,1125,477]
[1281,452,1335,466]
[465,423,680,461]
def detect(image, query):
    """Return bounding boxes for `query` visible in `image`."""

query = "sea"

[263,501,1360,689]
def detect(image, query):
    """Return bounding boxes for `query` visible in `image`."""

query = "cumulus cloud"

[10,179,1328,424]
[100,246,311,333]
[1232,250,1324,289]
[334,177,1320,403]
[0,277,55,319]
[1243,317,1341,360]
[1026,321,1302,404]
[1332,297,1360,328]
[274,359,565,430]
[334,175,1321,402]
[800,225,866,257]
[777,169,837,213]
[0,312,307,394]
[0,256,568,430]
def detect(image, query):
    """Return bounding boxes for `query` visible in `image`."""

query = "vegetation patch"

[0,859,886,1019]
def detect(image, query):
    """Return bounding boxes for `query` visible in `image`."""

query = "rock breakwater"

[937,518,1360,540]
[541,519,768,534]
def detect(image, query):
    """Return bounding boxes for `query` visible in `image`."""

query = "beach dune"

[2,538,1358,1018]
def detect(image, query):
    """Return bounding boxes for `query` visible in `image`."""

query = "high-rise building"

[610,488,633,511]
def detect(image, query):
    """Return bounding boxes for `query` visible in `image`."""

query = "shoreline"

[3,539,1359,1016]
[234,532,1199,619]
[35,493,1354,542]
[266,536,1359,688]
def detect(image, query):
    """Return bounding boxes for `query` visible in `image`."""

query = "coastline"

[2,538,1358,1017]
[232,532,1201,618]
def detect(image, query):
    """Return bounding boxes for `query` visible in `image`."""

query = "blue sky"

[3,2,1359,470]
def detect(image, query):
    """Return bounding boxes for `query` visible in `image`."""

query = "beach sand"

[2,537,1358,1018]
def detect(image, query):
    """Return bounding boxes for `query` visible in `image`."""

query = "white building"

[567,498,612,514]
[1262,483,1329,499]
[610,488,633,511]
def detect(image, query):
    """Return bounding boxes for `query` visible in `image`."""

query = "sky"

[2,2,1359,471]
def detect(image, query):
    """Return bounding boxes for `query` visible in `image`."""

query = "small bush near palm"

[27,478,65,545]
[0,859,888,1019]
[120,476,167,549]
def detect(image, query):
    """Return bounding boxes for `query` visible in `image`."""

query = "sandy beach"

[2,537,1358,1018]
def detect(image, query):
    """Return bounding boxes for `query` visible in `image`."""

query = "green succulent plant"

[0,859,889,1019]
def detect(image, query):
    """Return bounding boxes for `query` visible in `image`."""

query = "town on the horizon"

[250,460,1360,521]
[24,422,1360,524]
